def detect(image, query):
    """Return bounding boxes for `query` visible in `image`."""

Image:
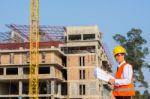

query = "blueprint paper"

[94,67,114,82]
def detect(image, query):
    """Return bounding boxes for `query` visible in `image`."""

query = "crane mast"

[29,0,39,99]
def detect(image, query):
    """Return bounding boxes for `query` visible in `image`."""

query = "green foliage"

[132,90,150,99]
[113,28,149,88]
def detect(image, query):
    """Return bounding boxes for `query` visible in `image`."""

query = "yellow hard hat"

[113,46,126,56]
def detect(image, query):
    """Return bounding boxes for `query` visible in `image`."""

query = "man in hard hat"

[108,46,135,99]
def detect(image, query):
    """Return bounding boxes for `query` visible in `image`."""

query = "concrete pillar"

[4,67,6,76]
[18,96,22,99]
[18,67,23,76]
[46,80,51,94]
[51,66,55,77]
[58,83,61,95]
[51,80,55,99]
[19,81,22,96]
[19,51,23,64]
[51,80,55,94]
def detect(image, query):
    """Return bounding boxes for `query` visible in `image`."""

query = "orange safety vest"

[113,62,135,96]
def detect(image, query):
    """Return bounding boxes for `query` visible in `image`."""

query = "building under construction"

[0,24,112,99]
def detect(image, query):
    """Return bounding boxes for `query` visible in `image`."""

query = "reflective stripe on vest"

[114,87,135,92]
[113,62,135,96]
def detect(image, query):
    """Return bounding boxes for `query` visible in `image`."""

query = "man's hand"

[108,79,115,85]
[108,84,114,90]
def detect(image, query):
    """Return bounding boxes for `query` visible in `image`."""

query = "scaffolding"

[0,32,11,43]
[0,24,65,50]
[6,24,65,42]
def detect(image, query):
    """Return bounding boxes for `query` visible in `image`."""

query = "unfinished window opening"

[6,68,18,75]
[22,82,29,94]
[62,56,66,66]
[0,68,3,75]
[26,52,30,63]
[83,34,95,40]
[61,47,68,54]
[42,52,46,59]
[10,82,19,94]
[41,52,46,63]
[39,81,47,94]
[46,80,51,94]
[62,69,67,80]
[69,35,81,41]
[79,56,85,66]
[54,82,58,94]
[61,83,67,95]
[64,36,67,42]
[69,47,79,54]
[79,69,85,79]
[0,81,19,95]
[83,57,85,66]
[86,46,95,53]
[23,67,29,74]
[102,61,109,70]
[79,84,86,95]
[39,67,50,74]
[67,46,96,54]
[79,57,82,66]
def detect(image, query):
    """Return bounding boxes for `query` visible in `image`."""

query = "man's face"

[115,53,124,63]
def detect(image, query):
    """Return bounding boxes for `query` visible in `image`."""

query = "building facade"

[0,25,112,99]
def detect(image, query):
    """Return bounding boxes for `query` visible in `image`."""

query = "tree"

[133,90,141,99]
[142,90,149,99]
[133,90,150,99]
[113,28,150,88]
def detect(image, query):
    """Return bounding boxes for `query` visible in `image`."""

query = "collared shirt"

[115,61,133,86]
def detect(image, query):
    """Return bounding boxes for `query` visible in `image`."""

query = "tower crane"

[29,0,39,99]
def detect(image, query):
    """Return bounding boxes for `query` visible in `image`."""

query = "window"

[79,57,82,66]
[69,35,81,40]
[26,52,30,63]
[22,82,29,94]
[102,61,109,70]
[83,57,85,66]
[79,84,86,95]
[62,46,95,54]
[61,47,68,54]
[6,68,18,75]
[41,52,46,63]
[23,67,50,74]
[64,36,67,42]
[42,52,46,59]
[79,70,85,79]
[39,67,50,74]
[39,81,47,94]
[79,56,85,66]
[0,68,3,75]
[23,67,29,74]
[83,34,95,40]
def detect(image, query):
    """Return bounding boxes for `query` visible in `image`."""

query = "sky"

[0,0,150,92]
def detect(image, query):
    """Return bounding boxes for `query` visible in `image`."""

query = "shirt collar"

[118,61,126,67]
